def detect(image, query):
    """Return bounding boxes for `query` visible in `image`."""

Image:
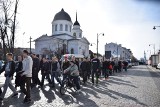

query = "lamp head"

[153,26,156,30]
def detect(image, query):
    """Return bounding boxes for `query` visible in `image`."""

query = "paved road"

[0,65,160,107]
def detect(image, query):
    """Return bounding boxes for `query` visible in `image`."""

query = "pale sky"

[15,0,160,59]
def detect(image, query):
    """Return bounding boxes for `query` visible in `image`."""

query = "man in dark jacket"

[0,53,18,101]
[40,57,52,87]
[103,59,110,79]
[118,61,122,72]
[123,61,128,71]
[80,58,88,84]
[111,60,115,74]
[31,54,40,87]
[91,55,100,85]
[86,58,91,80]
[15,56,23,90]
[61,56,70,71]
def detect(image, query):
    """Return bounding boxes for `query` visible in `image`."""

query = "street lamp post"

[90,43,96,46]
[116,43,118,60]
[149,44,155,55]
[147,50,151,57]
[97,33,104,58]
[153,26,160,30]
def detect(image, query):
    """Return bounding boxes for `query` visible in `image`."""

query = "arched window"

[55,24,57,31]
[60,24,63,31]
[70,26,72,32]
[71,48,74,54]
[79,33,81,38]
[65,24,68,31]
[73,32,76,37]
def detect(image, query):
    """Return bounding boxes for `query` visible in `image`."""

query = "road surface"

[0,65,160,107]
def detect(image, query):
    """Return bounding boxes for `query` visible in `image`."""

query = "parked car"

[128,63,132,68]
[157,63,160,69]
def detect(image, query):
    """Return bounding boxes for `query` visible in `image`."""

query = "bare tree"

[0,0,19,60]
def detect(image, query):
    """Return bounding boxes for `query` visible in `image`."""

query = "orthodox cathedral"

[35,8,90,58]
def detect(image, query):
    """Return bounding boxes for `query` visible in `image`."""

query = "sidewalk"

[147,65,160,77]
[147,65,160,72]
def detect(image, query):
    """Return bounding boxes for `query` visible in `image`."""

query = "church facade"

[35,9,90,58]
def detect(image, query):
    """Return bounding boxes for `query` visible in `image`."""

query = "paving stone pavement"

[0,65,160,107]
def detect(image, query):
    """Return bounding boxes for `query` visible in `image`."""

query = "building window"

[55,24,57,31]
[71,48,74,54]
[73,32,76,37]
[79,33,81,38]
[70,26,72,32]
[65,24,68,31]
[60,24,63,31]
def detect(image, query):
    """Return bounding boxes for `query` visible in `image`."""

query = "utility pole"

[117,44,118,60]
[149,44,155,55]
[97,33,104,58]
[97,34,98,58]
[29,36,32,54]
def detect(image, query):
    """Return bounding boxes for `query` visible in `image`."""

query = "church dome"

[53,8,72,22]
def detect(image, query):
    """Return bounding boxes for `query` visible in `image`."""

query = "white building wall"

[78,40,89,57]
[53,35,73,40]
[52,20,72,35]
[105,43,131,60]
[35,36,63,55]
[68,40,79,54]
[67,40,89,57]
[72,25,82,38]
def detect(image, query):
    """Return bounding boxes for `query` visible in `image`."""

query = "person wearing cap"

[64,61,81,92]
[71,56,79,70]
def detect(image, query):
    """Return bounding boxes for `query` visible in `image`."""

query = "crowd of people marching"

[0,50,128,104]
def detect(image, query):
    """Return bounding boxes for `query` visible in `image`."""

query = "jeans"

[41,73,52,86]
[1,77,17,99]
[70,76,80,90]
[51,72,62,86]
[21,76,31,99]
[91,70,99,84]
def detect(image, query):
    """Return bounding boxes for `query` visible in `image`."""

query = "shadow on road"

[41,86,56,103]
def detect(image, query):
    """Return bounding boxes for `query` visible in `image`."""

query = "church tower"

[72,12,82,38]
